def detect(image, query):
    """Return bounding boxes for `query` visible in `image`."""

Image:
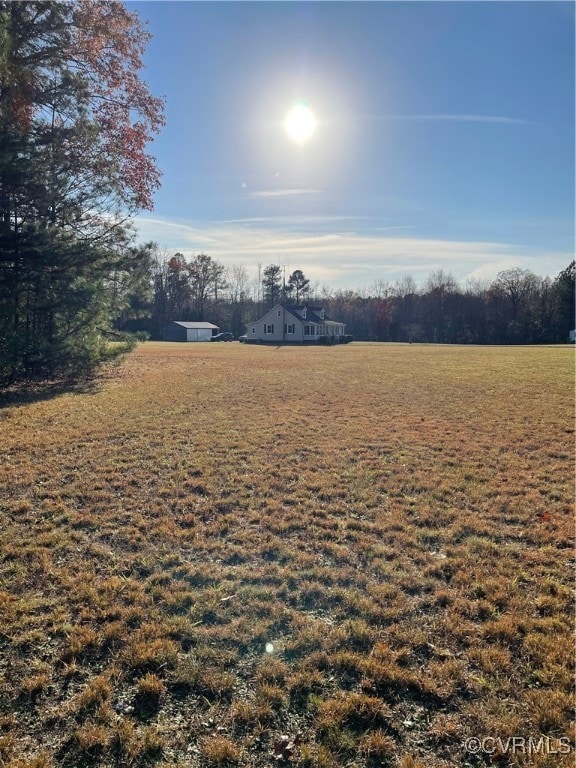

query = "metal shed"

[162,321,219,342]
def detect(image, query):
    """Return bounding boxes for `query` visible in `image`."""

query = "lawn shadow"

[0,376,103,410]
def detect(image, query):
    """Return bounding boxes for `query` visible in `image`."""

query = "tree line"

[322,263,574,345]
[120,250,575,346]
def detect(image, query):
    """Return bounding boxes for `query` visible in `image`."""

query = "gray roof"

[169,321,219,329]
[285,306,330,324]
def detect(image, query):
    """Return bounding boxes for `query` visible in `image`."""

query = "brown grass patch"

[0,342,573,766]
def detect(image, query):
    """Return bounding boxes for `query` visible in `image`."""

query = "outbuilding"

[162,321,219,342]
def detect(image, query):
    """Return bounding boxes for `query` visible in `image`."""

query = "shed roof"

[169,321,219,329]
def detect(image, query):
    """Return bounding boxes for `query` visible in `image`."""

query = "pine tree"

[262,264,282,309]
[287,269,311,305]
[0,1,164,382]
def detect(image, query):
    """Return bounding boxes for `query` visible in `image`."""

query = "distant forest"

[119,252,575,346]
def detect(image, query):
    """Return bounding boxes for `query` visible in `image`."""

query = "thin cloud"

[134,215,569,289]
[249,188,321,198]
[374,225,420,232]
[222,215,366,225]
[384,113,532,125]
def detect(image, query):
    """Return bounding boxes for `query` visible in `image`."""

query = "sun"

[285,101,317,143]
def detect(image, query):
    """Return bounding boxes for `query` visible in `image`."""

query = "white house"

[245,305,348,344]
[162,321,219,342]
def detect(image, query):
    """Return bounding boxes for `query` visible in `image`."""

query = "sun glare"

[285,102,317,143]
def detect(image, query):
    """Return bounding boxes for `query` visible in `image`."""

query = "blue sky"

[131,1,574,291]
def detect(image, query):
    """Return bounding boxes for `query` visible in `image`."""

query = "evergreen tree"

[287,269,311,304]
[262,264,283,308]
[552,261,575,341]
[0,1,164,382]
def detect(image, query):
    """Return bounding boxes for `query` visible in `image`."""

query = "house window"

[310,325,316,335]
[264,324,274,334]
[304,326,310,336]
[277,310,282,317]
[284,324,295,334]
[251,327,255,334]
[301,307,307,318]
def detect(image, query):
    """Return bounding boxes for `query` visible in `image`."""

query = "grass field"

[0,342,573,768]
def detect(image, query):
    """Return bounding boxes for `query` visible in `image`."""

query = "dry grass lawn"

[0,342,573,768]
